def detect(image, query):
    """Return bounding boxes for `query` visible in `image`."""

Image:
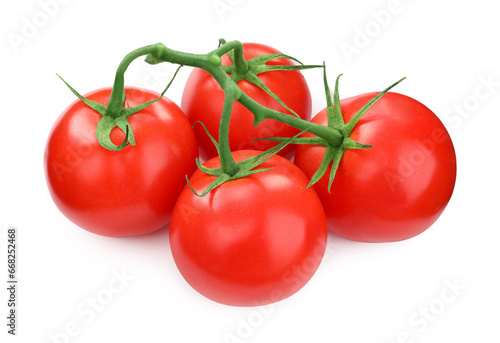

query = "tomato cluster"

[44,41,457,306]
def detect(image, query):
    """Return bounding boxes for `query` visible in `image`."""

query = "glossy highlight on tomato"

[44,87,198,237]
[181,42,312,161]
[294,92,457,243]
[169,150,327,306]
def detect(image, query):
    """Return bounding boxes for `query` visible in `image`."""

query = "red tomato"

[44,87,198,237]
[169,150,327,306]
[294,92,457,243]
[181,43,312,161]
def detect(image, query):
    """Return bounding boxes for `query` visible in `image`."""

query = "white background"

[1,0,499,342]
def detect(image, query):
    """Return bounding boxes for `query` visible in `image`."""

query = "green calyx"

[218,38,323,118]
[58,44,180,151]
[187,122,304,197]
[314,70,406,192]
[263,65,405,192]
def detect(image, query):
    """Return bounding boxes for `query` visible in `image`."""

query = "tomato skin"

[181,43,312,161]
[294,92,457,243]
[169,150,327,306]
[44,87,198,237]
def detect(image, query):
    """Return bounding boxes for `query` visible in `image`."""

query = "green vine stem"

[218,87,240,176]
[146,41,345,175]
[60,40,404,194]
[106,44,164,117]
